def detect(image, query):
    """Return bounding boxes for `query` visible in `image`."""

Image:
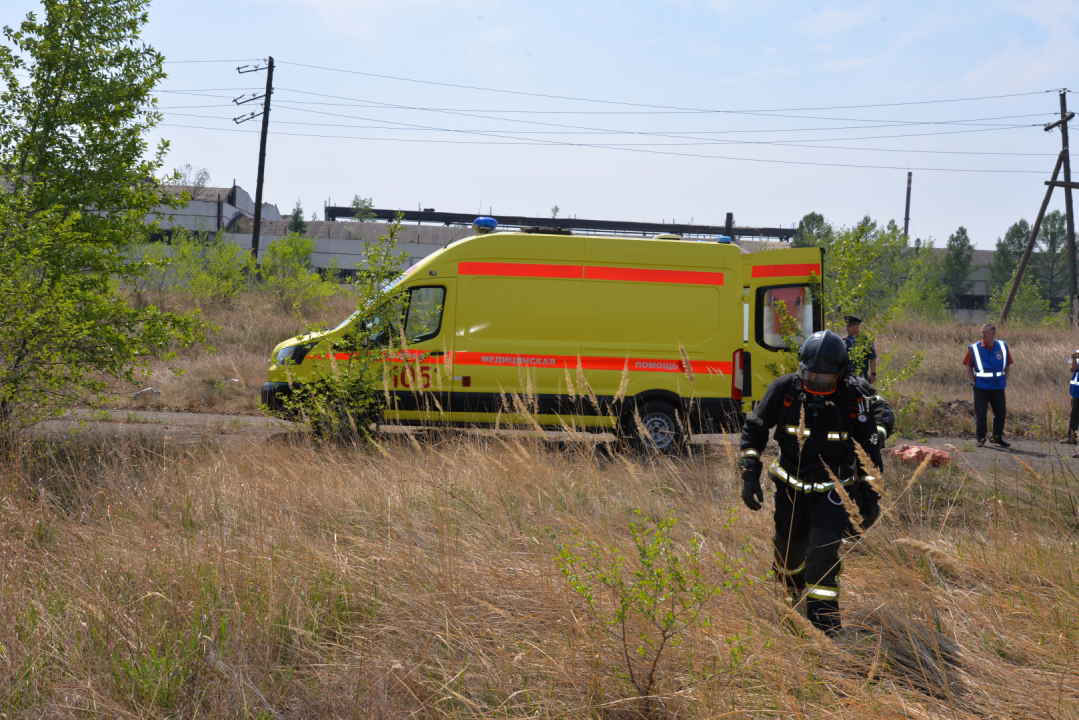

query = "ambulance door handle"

[428,351,445,356]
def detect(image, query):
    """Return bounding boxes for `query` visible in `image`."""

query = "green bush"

[274,216,409,440]
[552,510,744,705]
[258,233,339,313]
[170,228,253,308]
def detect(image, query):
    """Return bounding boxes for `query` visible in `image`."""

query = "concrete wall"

[224,220,789,271]
[224,220,476,270]
[147,185,283,234]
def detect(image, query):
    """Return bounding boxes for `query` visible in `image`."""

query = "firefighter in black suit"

[737,330,890,635]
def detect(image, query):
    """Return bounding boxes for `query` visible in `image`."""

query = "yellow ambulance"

[262,223,822,451]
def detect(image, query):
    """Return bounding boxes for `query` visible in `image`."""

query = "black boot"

[807,599,842,636]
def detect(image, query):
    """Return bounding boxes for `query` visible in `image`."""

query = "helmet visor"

[801,369,838,395]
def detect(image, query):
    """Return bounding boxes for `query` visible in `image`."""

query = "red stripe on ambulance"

[751,263,821,278]
[458,261,582,279]
[307,350,445,363]
[453,351,731,375]
[585,266,723,285]
[460,261,723,285]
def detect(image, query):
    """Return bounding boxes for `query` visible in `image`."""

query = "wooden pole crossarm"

[1045,111,1075,132]
[1046,180,1079,190]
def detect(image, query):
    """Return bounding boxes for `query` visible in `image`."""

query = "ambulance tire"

[626,401,686,455]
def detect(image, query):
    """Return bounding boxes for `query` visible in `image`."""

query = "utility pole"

[234,57,275,261]
[1001,93,1076,326]
[1000,152,1064,325]
[903,171,912,238]
[1056,90,1078,326]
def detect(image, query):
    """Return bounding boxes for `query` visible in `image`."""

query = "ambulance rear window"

[756,284,820,351]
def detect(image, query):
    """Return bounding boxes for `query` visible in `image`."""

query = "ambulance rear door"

[740,247,824,401]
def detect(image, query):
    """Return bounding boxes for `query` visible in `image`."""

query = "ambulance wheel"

[627,401,685,454]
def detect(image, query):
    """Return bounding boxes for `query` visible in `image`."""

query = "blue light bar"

[473,217,498,233]
[716,235,732,244]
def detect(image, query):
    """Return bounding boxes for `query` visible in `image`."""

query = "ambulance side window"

[756,284,820,351]
[403,286,445,343]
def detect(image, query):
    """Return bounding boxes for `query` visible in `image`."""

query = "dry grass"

[2,431,1077,717]
[103,292,357,414]
[882,320,1077,438]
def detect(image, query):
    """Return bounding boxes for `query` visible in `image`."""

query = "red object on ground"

[890,445,952,466]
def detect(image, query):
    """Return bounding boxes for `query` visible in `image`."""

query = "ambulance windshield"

[332,273,408,332]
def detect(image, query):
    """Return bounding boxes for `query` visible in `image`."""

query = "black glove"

[740,473,764,511]
[852,479,881,532]
[738,457,764,511]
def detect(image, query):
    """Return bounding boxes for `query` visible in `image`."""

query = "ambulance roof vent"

[473,217,497,233]
[653,233,682,240]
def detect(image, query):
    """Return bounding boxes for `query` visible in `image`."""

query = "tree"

[1033,210,1067,309]
[791,212,833,248]
[167,163,210,193]
[822,216,909,323]
[288,199,308,235]
[988,270,1051,326]
[0,1,205,440]
[988,220,1030,294]
[350,194,375,221]
[894,240,948,322]
[940,227,974,306]
[551,205,560,219]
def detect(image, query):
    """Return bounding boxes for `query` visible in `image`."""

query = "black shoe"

[976,438,985,448]
[991,436,1011,448]
[1066,434,1078,445]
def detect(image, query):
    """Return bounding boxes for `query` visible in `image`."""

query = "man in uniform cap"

[843,315,877,384]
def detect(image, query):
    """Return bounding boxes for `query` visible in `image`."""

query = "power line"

[276,60,1057,113]
[163,59,263,64]
[156,122,1051,174]
[154,86,1056,125]
[255,102,1045,145]
[157,110,1055,155]
[271,87,1052,127]
[152,90,1047,140]
[160,109,1048,151]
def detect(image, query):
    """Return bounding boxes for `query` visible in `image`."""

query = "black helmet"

[798,329,848,395]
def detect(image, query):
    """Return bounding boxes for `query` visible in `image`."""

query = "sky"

[7,0,1079,247]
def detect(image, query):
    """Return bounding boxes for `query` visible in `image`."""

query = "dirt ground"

[34,409,1075,481]
[34,409,298,446]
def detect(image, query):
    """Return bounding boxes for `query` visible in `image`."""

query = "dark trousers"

[973,386,1007,441]
[1070,396,1079,435]
[771,477,850,633]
